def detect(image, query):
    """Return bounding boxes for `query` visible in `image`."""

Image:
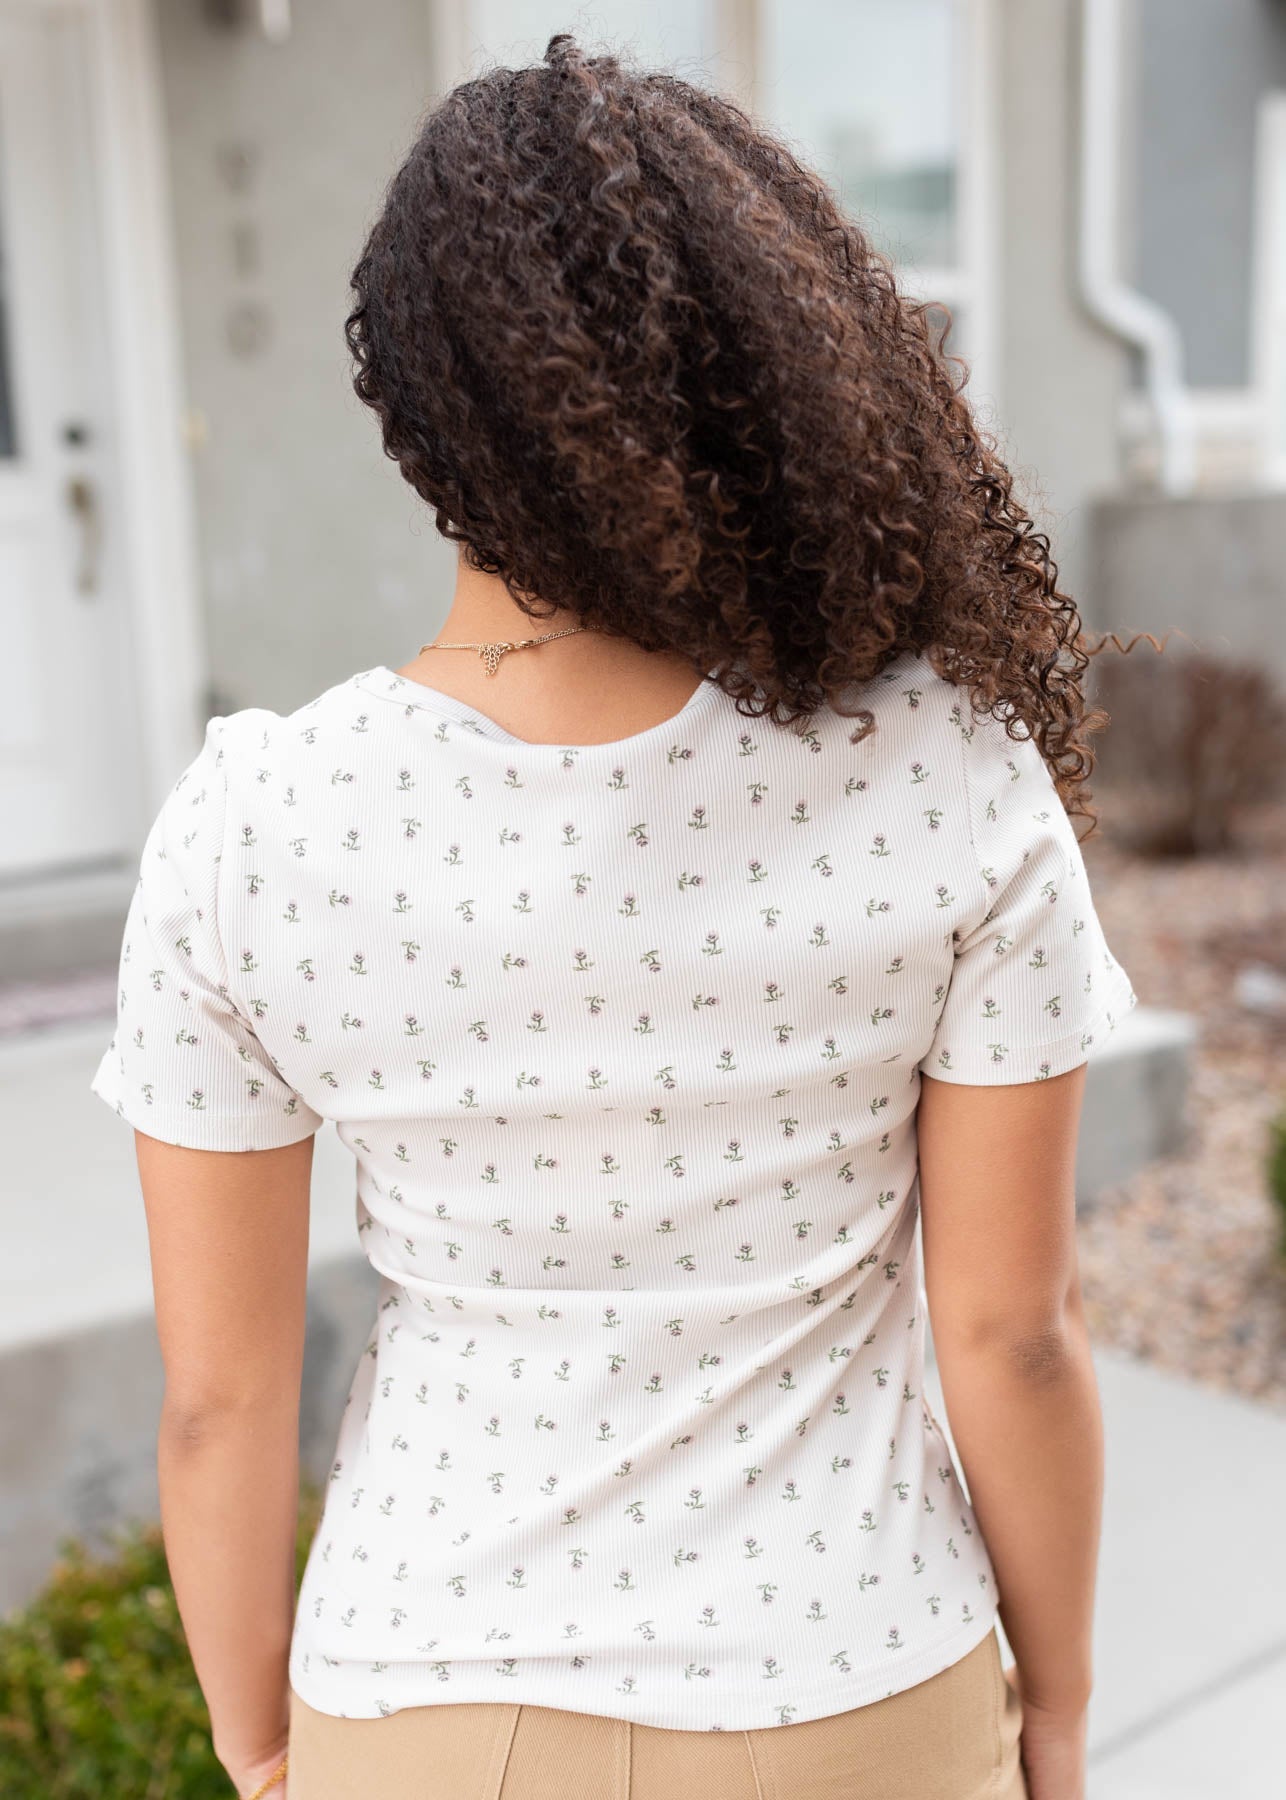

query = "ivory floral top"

[90,649,1135,1731]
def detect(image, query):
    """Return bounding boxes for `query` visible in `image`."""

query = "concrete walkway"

[923,1350,1286,1798]
[3,1017,1282,1796]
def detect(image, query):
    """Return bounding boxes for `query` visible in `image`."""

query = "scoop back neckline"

[352,664,727,751]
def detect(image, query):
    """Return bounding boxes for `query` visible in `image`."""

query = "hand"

[226,1739,290,1800]
[1005,1667,1088,1800]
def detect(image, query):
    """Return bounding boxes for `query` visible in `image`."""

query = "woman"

[91,34,1135,1800]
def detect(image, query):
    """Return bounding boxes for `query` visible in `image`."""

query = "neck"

[392,555,708,744]
[433,558,585,645]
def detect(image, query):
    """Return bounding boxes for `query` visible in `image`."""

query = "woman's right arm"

[917,1062,1103,1800]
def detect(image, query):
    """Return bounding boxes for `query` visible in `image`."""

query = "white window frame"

[427,0,1001,418]
[1251,89,1286,488]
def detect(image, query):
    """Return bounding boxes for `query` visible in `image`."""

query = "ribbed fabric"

[91,649,1135,1731]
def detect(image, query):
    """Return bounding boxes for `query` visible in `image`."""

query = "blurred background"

[1,2,1283,1795]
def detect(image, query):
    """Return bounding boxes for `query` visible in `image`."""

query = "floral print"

[90,649,1135,1730]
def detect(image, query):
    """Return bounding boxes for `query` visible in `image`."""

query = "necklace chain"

[418,624,599,678]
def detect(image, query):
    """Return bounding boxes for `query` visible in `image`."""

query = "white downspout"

[1079,0,1197,494]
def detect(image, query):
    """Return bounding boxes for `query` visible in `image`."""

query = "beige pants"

[288,1628,1027,1799]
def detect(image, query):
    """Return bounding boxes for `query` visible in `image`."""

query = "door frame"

[8,0,204,850]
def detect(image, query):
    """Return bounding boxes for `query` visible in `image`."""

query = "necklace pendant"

[479,642,511,676]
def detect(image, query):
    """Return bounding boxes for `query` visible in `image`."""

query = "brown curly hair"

[347,32,1106,820]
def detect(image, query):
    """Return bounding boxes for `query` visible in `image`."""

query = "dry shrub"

[1091,647,1286,856]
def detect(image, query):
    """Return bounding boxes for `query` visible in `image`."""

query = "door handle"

[65,474,101,595]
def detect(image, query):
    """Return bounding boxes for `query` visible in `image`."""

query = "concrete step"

[0,865,136,987]
[1077,1004,1196,1203]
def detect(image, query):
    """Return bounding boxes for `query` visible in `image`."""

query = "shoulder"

[146,715,231,875]
[837,647,995,770]
[143,676,368,880]
[837,654,1071,905]
[840,648,966,732]
[208,672,373,790]
[856,651,1058,793]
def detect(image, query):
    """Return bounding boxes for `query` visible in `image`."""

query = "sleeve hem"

[89,1070,323,1152]
[917,968,1138,1087]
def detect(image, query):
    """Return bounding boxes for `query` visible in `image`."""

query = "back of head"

[348,32,1096,812]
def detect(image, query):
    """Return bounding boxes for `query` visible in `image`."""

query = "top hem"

[286,1600,1000,1731]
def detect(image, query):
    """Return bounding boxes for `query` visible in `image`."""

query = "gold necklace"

[418,624,599,678]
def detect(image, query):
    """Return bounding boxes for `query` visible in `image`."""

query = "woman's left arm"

[135,1127,314,1799]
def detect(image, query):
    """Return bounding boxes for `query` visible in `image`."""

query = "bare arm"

[918,1065,1102,1786]
[135,1128,314,1798]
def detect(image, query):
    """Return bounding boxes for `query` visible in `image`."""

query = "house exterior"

[2,0,1283,980]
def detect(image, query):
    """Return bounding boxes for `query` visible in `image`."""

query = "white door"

[0,5,141,881]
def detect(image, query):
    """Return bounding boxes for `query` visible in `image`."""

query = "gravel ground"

[1077,797,1286,1410]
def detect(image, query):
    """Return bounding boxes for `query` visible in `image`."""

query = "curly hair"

[347,32,1108,821]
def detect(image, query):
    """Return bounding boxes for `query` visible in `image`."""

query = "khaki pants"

[288,1628,1027,1799]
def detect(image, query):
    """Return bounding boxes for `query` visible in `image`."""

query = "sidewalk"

[3,1017,1283,1796]
[924,1346,1285,1799]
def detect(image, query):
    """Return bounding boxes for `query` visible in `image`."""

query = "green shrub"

[1269,1108,1286,1259]
[0,1483,323,1800]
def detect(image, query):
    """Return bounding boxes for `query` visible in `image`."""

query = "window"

[460,3,716,78]
[755,0,995,410]
[435,1,997,410]
[758,0,958,273]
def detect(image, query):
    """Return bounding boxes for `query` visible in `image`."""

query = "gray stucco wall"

[1134,0,1286,389]
[154,0,456,720]
[1088,488,1286,683]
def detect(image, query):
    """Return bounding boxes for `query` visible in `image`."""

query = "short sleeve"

[90,719,324,1150]
[917,707,1137,1085]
